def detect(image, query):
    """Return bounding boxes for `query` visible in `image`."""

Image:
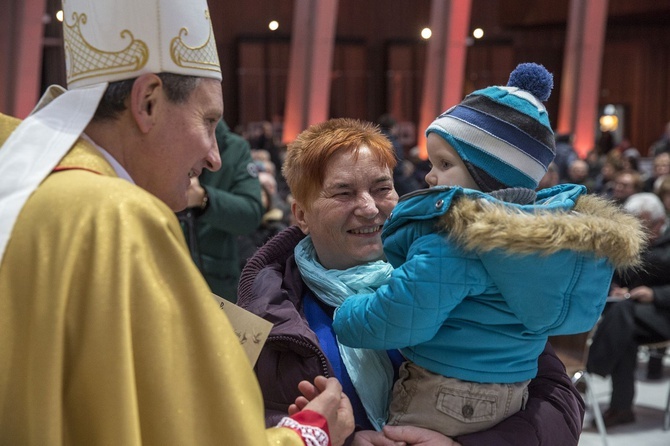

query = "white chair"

[638,340,670,431]
[552,331,609,446]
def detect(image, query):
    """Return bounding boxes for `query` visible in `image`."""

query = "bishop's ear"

[129,73,163,134]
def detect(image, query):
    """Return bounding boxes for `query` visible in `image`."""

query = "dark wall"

[39,0,670,153]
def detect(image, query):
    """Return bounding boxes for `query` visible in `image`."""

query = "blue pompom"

[507,63,553,101]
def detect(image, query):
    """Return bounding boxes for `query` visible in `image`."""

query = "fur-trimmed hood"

[385,184,646,271]
[374,184,648,345]
[442,192,646,271]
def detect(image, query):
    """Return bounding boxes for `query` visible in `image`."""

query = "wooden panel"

[636,38,670,155]
[22,0,670,148]
[386,43,425,124]
[600,42,641,151]
[0,0,18,113]
[235,39,290,126]
[330,43,367,120]
[335,0,431,40]
[237,42,267,125]
[265,41,290,121]
[465,44,515,93]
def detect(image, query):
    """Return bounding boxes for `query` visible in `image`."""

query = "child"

[332,63,646,437]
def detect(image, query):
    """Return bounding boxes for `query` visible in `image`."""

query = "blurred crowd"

[236,118,670,244]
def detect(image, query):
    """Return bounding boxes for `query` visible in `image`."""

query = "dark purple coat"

[237,226,585,446]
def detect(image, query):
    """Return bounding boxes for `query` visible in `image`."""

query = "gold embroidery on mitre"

[170,10,221,73]
[63,12,149,84]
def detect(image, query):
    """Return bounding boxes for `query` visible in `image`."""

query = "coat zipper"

[269,334,331,378]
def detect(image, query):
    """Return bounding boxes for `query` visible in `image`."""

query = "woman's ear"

[292,200,310,235]
[129,73,163,134]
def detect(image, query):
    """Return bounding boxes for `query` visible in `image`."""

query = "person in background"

[0,0,353,444]
[407,145,432,189]
[238,171,289,270]
[643,152,670,193]
[259,167,292,227]
[249,120,284,173]
[537,161,560,190]
[252,148,278,177]
[238,116,608,446]
[598,130,616,156]
[649,121,670,156]
[621,147,642,174]
[393,159,423,194]
[332,63,643,438]
[378,113,414,196]
[586,193,670,428]
[553,133,578,182]
[177,118,263,302]
[593,155,623,197]
[585,148,604,182]
[656,174,670,217]
[612,170,644,206]
[377,113,404,163]
[566,158,597,192]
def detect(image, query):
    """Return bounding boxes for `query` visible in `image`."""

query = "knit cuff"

[278,410,330,446]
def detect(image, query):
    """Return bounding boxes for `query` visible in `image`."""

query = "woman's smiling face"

[293,146,398,270]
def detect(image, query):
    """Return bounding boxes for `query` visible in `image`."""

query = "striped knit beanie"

[426,63,555,191]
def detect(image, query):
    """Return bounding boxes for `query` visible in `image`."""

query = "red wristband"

[278,410,330,446]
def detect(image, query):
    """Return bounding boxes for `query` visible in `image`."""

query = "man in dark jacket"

[587,192,670,427]
[178,119,263,301]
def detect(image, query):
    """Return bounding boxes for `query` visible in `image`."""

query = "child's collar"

[488,188,537,204]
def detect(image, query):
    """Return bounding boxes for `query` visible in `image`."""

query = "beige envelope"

[212,294,273,367]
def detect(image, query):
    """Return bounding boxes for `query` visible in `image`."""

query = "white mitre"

[63,0,221,87]
[0,0,222,261]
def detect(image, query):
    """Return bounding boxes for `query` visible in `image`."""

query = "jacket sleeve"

[199,121,263,235]
[653,285,670,310]
[334,233,485,350]
[456,342,584,446]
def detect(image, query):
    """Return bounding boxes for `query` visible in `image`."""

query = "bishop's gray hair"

[92,73,200,122]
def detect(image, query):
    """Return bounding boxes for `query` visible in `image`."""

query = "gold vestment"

[0,114,301,445]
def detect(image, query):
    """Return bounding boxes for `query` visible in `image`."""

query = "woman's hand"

[288,376,355,446]
[347,425,460,446]
[629,285,654,303]
[609,285,629,299]
[382,425,462,446]
[350,429,405,446]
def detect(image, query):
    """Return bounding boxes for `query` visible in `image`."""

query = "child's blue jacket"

[333,184,644,383]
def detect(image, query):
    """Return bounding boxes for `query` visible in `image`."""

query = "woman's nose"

[355,193,378,218]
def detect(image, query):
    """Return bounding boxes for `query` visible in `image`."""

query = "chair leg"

[581,372,609,446]
[664,382,670,431]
